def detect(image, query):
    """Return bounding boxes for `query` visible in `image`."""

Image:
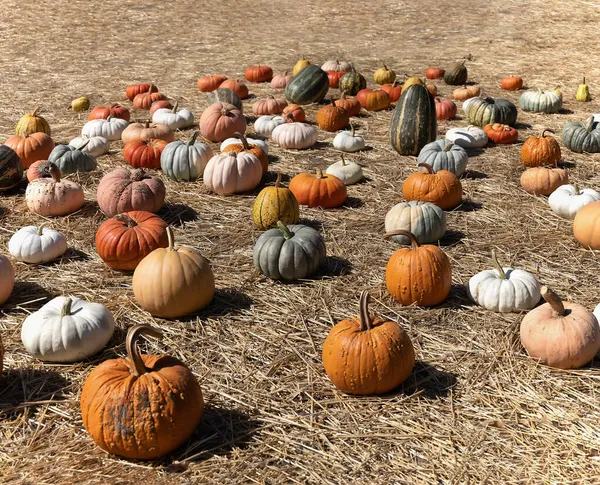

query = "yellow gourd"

[252,173,299,230]
[576,77,591,102]
[71,96,90,112]
[292,56,310,77]
[15,108,51,136]
[373,64,396,85]
[402,76,424,92]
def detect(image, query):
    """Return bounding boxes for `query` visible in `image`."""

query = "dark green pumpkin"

[207,88,243,111]
[389,84,437,156]
[444,61,468,85]
[285,65,329,105]
[0,146,24,192]
[464,97,518,127]
[339,69,367,96]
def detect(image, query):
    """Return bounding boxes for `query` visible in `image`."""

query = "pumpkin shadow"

[267,154,282,166]
[400,361,458,398]
[439,230,466,247]
[439,284,471,310]
[309,141,329,150]
[158,203,200,227]
[75,201,101,218]
[464,148,486,158]
[515,122,533,130]
[559,161,576,169]
[1,178,27,196]
[177,288,253,322]
[1,280,54,313]
[313,256,353,278]
[343,196,363,208]
[61,248,90,262]
[461,170,487,180]
[558,108,574,115]
[297,218,325,231]
[452,200,482,212]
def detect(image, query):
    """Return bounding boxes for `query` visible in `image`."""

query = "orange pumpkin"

[356,89,391,111]
[520,166,568,195]
[381,81,402,102]
[335,91,362,117]
[123,138,167,170]
[402,163,462,210]
[426,83,437,97]
[328,70,345,88]
[316,100,349,132]
[89,104,131,121]
[425,68,445,80]
[244,65,273,83]
[282,104,306,122]
[289,169,347,208]
[4,130,54,168]
[221,132,268,176]
[500,76,523,91]
[434,98,457,120]
[199,103,246,142]
[198,74,228,92]
[251,95,288,115]
[574,201,600,250]
[484,123,518,144]
[521,129,561,167]
[26,159,52,182]
[452,85,481,101]
[126,83,158,101]
[133,86,165,110]
[219,79,249,99]
[149,100,173,115]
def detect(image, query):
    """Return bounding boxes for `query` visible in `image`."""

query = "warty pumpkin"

[339,68,367,96]
[4,130,54,169]
[199,103,246,142]
[252,95,288,115]
[203,152,262,195]
[252,173,299,230]
[89,103,130,121]
[316,100,350,132]
[121,121,174,144]
[198,74,228,92]
[25,163,84,216]
[160,131,214,182]
[126,83,158,101]
[443,61,468,85]
[219,79,249,99]
[285,65,329,105]
[123,138,168,169]
[374,64,396,85]
[576,77,591,102]
[8,224,67,264]
[15,108,51,136]
[500,76,523,91]
[402,163,462,210]
[221,132,268,176]
[0,254,14,306]
[335,91,362,117]
[573,200,600,249]
[289,169,347,208]
[520,166,568,196]
[484,123,518,144]
[381,81,402,102]
[385,201,446,245]
[521,129,561,167]
[245,65,273,83]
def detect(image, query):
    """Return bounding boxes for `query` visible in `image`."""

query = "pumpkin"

[48,143,97,174]
[444,61,468,85]
[198,74,228,92]
[15,108,51,136]
[252,95,288,115]
[426,84,437,97]
[126,83,158,101]
[402,163,462,210]
[445,125,488,148]
[22,296,115,362]
[500,76,523,91]
[89,104,130,121]
[384,201,446,245]
[425,68,445,80]
[123,138,168,169]
[289,169,347,208]
[252,173,299,230]
[271,72,292,89]
[207,88,243,111]
[325,154,363,185]
[293,56,311,76]
[219,79,249,99]
[402,76,424,92]
[221,132,268,176]
[576,77,591,102]
[519,89,562,114]
[97,168,165,217]
[573,201,600,249]
[9,224,67,264]
[71,96,90,112]
[452,85,481,101]
[69,135,109,157]
[82,116,129,141]
[389,84,437,156]
[463,97,518,127]
[25,163,84,216]
[245,65,273,83]
[322,290,415,395]
[121,121,174,144]
[271,121,318,149]
[0,254,13,306]
[80,324,204,459]
[327,70,345,89]
[335,91,362,117]
[26,160,51,182]
[96,211,169,271]
[253,221,326,281]
[550,185,600,220]
[417,139,468,177]
[520,287,600,369]
[483,123,518,144]
[381,81,402,102]
[151,101,195,130]
[374,64,396,85]
[356,89,390,111]
[468,250,541,313]
[385,230,452,306]
[562,116,600,154]
[520,166,568,196]
[160,132,213,182]
[332,124,366,152]
[199,103,246,142]
[316,100,350,131]
[221,136,268,155]
[339,68,367,96]
[321,59,352,72]
[435,98,457,121]
[133,86,165,110]
[150,100,174,115]
[282,104,306,122]
[4,130,54,169]
[133,228,215,318]
[203,152,262,195]
[255,115,286,137]
[521,129,561,167]
[285,65,329,105]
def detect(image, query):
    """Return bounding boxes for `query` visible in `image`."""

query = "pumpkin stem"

[444,140,454,151]
[383,230,420,249]
[221,106,230,116]
[491,250,506,280]
[330,99,337,107]
[285,112,295,123]
[24,128,29,138]
[340,90,348,100]
[540,128,555,138]
[47,162,61,182]
[274,172,282,188]
[144,121,151,128]
[358,291,373,331]
[171,100,179,113]
[61,297,73,317]
[130,168,146,181]
[126,324,163,377]
[36,223,46,236]
[188,131,199,145]
[540,286,566,317]
[350,123,355,137]
[417,162,434,174]
[77,139,91,151]
[32,107,41,117]
[147,85,154,94]
[234,131,250,150]
[114,213,137,228]
[276,220,293,240]
[583,77,586,85]
[584,116,595,132]
[166,226,175,251]
[315,168,324,179]
[340,154,347,166]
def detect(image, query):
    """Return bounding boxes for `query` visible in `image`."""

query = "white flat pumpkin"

[332,124,365,152]
[69,135,110,157]
[271,122,317,149]
[254,115,286,137]
[325,155,363,185]
[8,225,67,264]
[548,184,600,220]
[446,125,488,148]
[82,116,129,141]
[151,102,195,130]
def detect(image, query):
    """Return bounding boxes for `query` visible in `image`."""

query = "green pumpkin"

[339,69,367,96]
[48,143,97,175]
[160,132,214,181]
[463,97,518,127]
[0,146,24,192]
[207,88,243,112]
[443,61,468,85]
[285,65,329,105]
[562,116,600,153]
[389,84,437,156]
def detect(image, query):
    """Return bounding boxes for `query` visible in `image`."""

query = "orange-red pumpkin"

[356,89,391,111]
[282,104,306,122]
[435,98,457,120]
[221,132,268,176]
[4,131,54,169]
[425,68,445,80]
[521,129,561,167]
[89,104,130,121]
[126,83,158,101]
[123,138,168,169]
[289,169,347,208]
[484,123,518,144]
[133,86,165,110]
[327,70,345,88]
[26,160,52,182]
[244,65,273,83]
[381,81,402,102]
[199,103,246,142]
[402,163,462,210]
[198,75,228,92]
[149,100,173,115]
[501,76,523,91]
[335,91,362,117]
[219,79,249,99]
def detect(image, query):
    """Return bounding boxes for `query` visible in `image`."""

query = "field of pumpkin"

[2,1,600,483]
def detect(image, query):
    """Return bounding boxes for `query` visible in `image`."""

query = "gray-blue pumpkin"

[417,139,468,177]
[48,143,96,175]
[562,116,600,154]
[160,132,214,181]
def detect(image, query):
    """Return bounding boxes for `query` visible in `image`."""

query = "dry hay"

[2,0,600,483]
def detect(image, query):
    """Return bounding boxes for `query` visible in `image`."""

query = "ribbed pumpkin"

[25,163,84,216]
[285,65,329,105]
[356,89,390,111]
[519,89,562,114]
[252,173,300,230]
[574,201,600,250]
[443,61,468,85]
[271,72,292,89]
[381,81,402,102]
[328,70,345,89]
[389,84,437,156]
[199,103,246,142]
[150,99,172,114]
[89,104,130,121]
[198,74,228,92]
[417,139,468,177]
[16,108,51,136]
[335,91,362,117]
[562,116,600,154]
[282,104,306,122]
[289,169,347,208]
[463,97,518,127]
[521,129,561,167]
[133,86,165,110]
[252,95,288,115]
[316,100,350,132]
[520,166,568,196]
[48,143,97,174]
[435,98,457,120]
[452,85,481,101]
[126,83,158,101]
[4,130,54,169]
[80,325,204,459]
[0,254,14,307]
[244,65,273,83]
[221,132,268,176]
[339,68,367,96]
[219,79,249,99]
[123,138,167,169]
[402,163,462,210]
[425,68,445,80]
[500,76,523,91]
[160,132,213,182]
[121,121,174,144]
[385,230,452,306]
[322,291,415,395]
[373,64,396,85]
[203,152,262,195]
[484,123,518,144]
[207,88,243,111]
[96,211,169,271]
[402,76,424,92]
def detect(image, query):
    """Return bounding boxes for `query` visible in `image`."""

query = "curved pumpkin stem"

[36,223,46,236]
[166,226,175,251]
[144,121,151,128]
[584,116,595,132]
[383,230,420,249]
[444,140,454,151]
[349,123,355,137]
[358,291,372,331]
[582,77,586,85]
[126,324,163,377]
[491,249,506,280]
[61,297,73,317]
[130,168,147,181]
[234,132,250,150]
[340,154,347,166]
[276,220,292,240]
[31,107,41,117]
[540,128,555,138]
[170,100,179,113]
[417,162,435,174]
[188,131,199,146]
[274,172,282,188]
[47,163,61,182]
[284,112,295,123]
[76,139,91,151]
[540,286,566,317]
[114,213,138,228]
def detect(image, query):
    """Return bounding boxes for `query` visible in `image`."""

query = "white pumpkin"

[69,135,110,157]
[548,184,600,220]
[0,254,14,305]
[82,116,129,141]
[325,155,363,185]
[203,152,263,195]
[593,303,600,324]
[468,251,541,313]
[254,115,286,137]
[220,137,269,155]
[160,132,213,182]
[446,125,488,148]
[271,122,318,149]
[151,102,195,130]
[8,225,67,264]
[384,201,446,245]
[332,124,365,152]
[21,296,115,363]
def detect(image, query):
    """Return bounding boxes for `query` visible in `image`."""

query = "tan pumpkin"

[520,166,568,196]
[121,121,174,144]
[452,85,481,101]
[25,163,84,216]
[0,254,14,306]
[252,95,288,115]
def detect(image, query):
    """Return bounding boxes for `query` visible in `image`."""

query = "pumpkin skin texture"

[252,173,299,230]
[417,139,468,177]
[80,325,204,459]
[219,79,249,100]
[463,97,518,127]
[282,104,306,122]
[4,131,54,169]
[151,103,195,130]
[573,201,600,249]
[121,121,174,145]
[254,115,286,137]
[203,152,262,195]
[576,78,591,102]
[446,125,488,149]
[339,69,367,96]
[97,168,165,217]
[562,116,600,154]
[519,89,562,114]
[551,185,600,221]
[322,291,415,395]
[22,296,115,363]
[0,145,24,191]
[435,98,457,121]
[293,57,310,76]
[0,254,14,306]
[401,76,424,92]
[289,169,347,208]
[356,89,391,111]
[96,211,169,271]
[335,91,362,117]
[443,61,468,85]
[48,143,97,174]
[389,84,437,156]
[69,135,109,158]
[26,164,84,216]
[207,88,243,111]
[253,221,326,281]
[452,85,481,101]
[271,72,292,89]
[484,123,518,144]
[133,229,215,318]
[161,132,213,182]
[285,65,329,105]
[123,138,168,170]
[381,81,402,102]
[8,224,67,264]
[252,95,288,115]
[500,76,523,91]
[316,101,350,132]
[374,64,396,85]
[321,60,352,72]
[126,83,158,101]
[328,70,345,89]
[333,124,366,152]
[325,154,363,185]
[16,108,51,136]
[150,100,174,115]
[402,163,462,210]
[198,74,228,92]
[89,104,130,121]
[271,122,318,150]
[426,68,445,80]
[245,65,273,83]
[520,287,600,369]
[385,201,446,245]
[520,167,568,196]
[221,132,268,176]
[199,103,246,142]
[385,230,452,307]
[521,129,561,167]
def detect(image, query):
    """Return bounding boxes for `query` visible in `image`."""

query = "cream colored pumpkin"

[8,224,67,264]
[69,135,110,157]
[548,184,600,220]
[151,102,195,130]
[271,122,317,149]
[203,152,262,195]
[325,155,363,185]
[332,124,365,152]
[445,125,488,148]
[254,115,286,137]
[0,254,14,305]
[384,201,446,245]
[25,163,84,216]
[82,116,129,141]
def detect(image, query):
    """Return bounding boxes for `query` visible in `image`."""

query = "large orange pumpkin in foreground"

[80,324,204,459]
[521,129,561,167]
[4,130,54,168]
[402,163,462,210]
[289,169,347,208]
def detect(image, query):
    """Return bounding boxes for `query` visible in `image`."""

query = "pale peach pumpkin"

[25,163,84,216]
[203,152,262,195]
[199,103,246,142]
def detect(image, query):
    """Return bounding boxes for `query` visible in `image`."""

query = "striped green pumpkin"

[285,65,329,105]
[389,84,437,156]
[339,69,366,96]
[463,97,518,127]
[0,146,24,191]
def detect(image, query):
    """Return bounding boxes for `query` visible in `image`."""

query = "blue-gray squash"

[207,88,243,112]
[562,116,600,154]
[417,139,468,177]
[48,143,96,175]
[285,65,329,105]
[160,132,214,182]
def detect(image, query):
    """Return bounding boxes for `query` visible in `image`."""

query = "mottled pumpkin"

[289,169,347,208]
[521,129,561,167]
[402,163,462,210]
[252,173,300,230]
[316,101,350,132]
[443,61,468,85]
[16,108,51,136]
[25,163,84,216]
[373,64,396,85]
[339,68,367,96]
